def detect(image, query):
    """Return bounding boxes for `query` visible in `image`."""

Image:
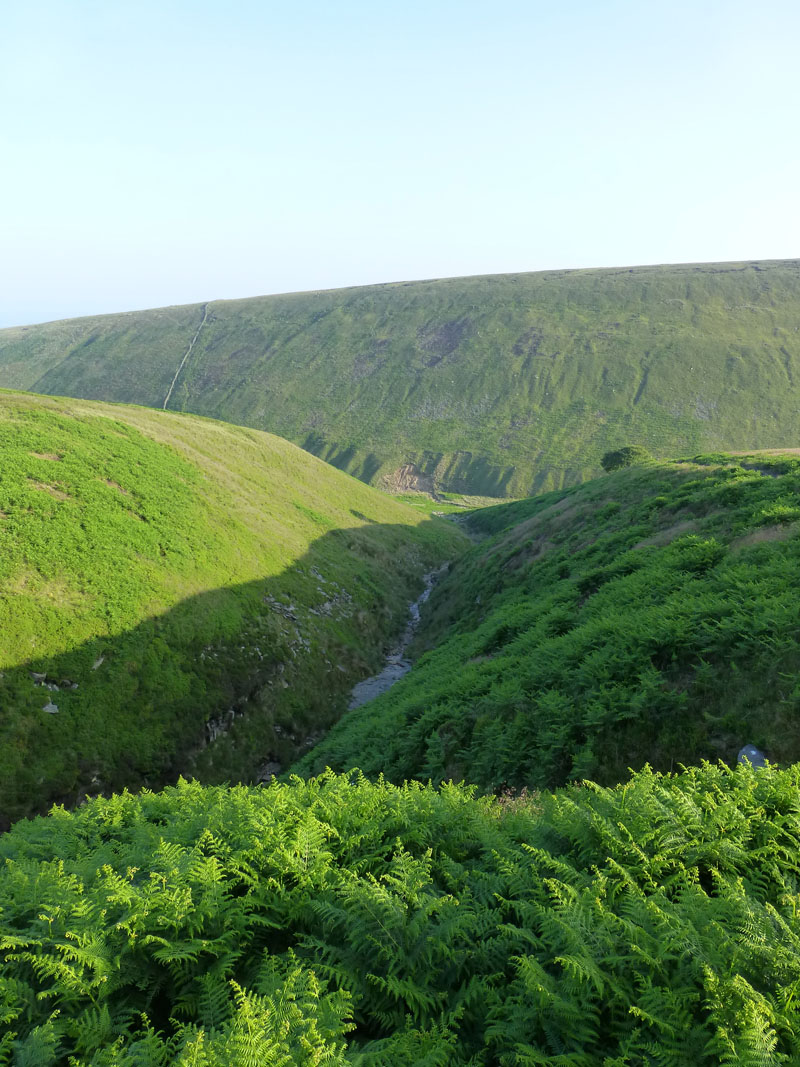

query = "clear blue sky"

[1,0,798,327]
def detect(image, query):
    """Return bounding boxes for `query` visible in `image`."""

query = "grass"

[1,260,800,496]
[297,449,800,790]
[0,390,466,825]
[389,489,509,516]
[4,260,800,1063]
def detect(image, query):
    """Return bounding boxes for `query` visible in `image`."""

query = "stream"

[347,563,447,709]
[221,563,449,784]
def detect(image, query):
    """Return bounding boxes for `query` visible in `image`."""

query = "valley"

[0,390,465,826]
[2,262,800,1062]
[300,449,800,789]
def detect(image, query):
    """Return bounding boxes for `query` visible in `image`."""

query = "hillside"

[1,260,800,496]
[0,390,465,825]
[298,450,800,789]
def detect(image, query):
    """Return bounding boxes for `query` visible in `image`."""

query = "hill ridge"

[3,258,800,496]
[11,255,799,330]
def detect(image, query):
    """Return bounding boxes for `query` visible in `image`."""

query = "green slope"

[2,260,800,496]
[0,390,466,825]
[298,450,800,789]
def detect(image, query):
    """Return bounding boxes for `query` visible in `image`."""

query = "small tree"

[600,445,652,472]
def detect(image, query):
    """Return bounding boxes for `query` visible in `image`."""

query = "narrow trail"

[162,303,209,410]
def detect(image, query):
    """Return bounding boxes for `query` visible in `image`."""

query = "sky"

[1,0,798,328]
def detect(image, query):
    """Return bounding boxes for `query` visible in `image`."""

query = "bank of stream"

[242,564,447,783]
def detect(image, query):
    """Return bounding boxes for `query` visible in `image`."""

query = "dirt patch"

[634,520,697,548]
[30,452,62,461]
[381,463,438,496]
[352,340,389,381]
[729,448,800,456]
[103,479,130,494]
[29,481,70,501]
[512,327,544,359]
[416,317,473,366]
[6,571,84,608]
[730,523,800,552]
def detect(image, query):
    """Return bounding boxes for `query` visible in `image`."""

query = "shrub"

[601,444,653,471]
[3,766,800,1064]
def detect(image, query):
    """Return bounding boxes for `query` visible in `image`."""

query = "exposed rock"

[737,744,768,769]
[256,760,282,784]
[30,673,78,691]
[381,462,438,496]
[205,707,237,744]
[42,702,58,714]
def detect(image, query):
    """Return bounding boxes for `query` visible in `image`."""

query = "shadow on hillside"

[1,519,453,828]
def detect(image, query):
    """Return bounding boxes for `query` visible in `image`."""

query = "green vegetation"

[388,490,510,517]
[600,443,652,471]
[299,451,800,790]
[2,260,800,496]
[3,376,800,1061]
[0,390,465,825]
[2,764,800,1064]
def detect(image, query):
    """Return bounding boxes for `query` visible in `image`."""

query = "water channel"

[347,563,447,709]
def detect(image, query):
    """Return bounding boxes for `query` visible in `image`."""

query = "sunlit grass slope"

[2,764,800,1064]
[2,260,800,496]
[0,390,466,824]
[299,450,800,789]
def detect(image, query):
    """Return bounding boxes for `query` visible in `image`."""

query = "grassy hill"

[2,260,800,496]
[0,390,465,825]
[298,450,800,789]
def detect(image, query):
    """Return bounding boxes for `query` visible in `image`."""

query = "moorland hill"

[2,259,800,496]
[0,389,464,825]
